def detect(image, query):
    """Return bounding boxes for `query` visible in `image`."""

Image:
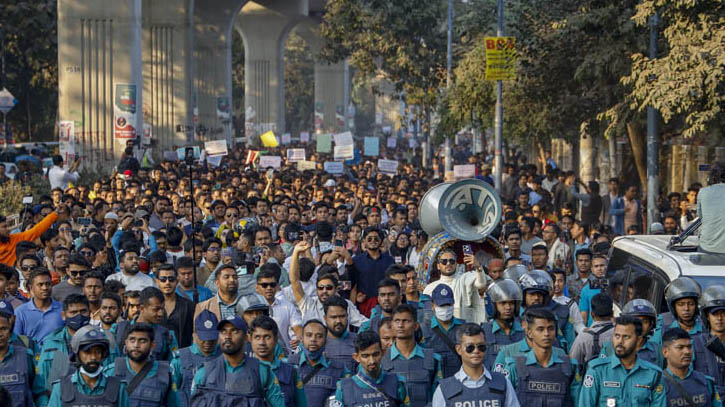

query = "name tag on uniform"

[606,398,616,407]
[527,381,562,393]
[603,381,621,388]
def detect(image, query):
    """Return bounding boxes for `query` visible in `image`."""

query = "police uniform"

[334,366,409,407]
[500,348,582,407]
[260,357,307,407]
[381,341,443,406]
[693,334,725,396]
[326,330,358,372]
[482,319,525,370]
[431,366,520,407]
[0,344,35,407]
[191,353,285,407]
[421,316,465,378]
[9,333,38,356]
[171,343,221,407]
[110,356,181,407]
[599,339,665,368]
[359,313,385,334]
[47,369,130,407]
[287,351,347,407]
[543,300,576,352]
[662,366,722,407]
[112,319,179,361]
[492,338,567,373]
[579,354,666,407]
[651,313,706,345]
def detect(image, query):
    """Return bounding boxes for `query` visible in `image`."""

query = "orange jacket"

[0,212,58,266]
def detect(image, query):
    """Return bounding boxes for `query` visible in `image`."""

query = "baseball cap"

[104,212,119,221]
[431,284,455,306]
[0,299,13,317]
[217,315,248,333]
[650,222,665,235]
[236,293,270,315]
[195,310,220,341]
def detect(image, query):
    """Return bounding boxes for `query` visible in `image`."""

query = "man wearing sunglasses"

[256,264,302,353]
[431,323,519,407]
[349,228,394,317]
[51,253,89,302]
[155,264,195,348]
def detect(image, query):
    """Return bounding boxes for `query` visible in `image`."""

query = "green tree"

[284,32,314,136]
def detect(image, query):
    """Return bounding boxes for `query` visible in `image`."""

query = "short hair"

[101,291,123,309]
[298,257,316,282]
[614,315,643,337]
[105,280,126,294]
[166,227,184,247]
[40,228,59,246]
[378,316,393,331]
[69,254,91,269]
[124,322,155,342]
[317,273,339,287]
[377,278,400,294]
[257,263,281,283]
[505,227,522,240]
[662,327,691,346]
[544,223,560,236]
[156,264,176,277]
[176,256,194,270]
[531,244,548,254]
[82,271,105,287]
[392,303,417,321]
[139,286,164,305]
[249,315,279,338]
[302,319,327,334]
[62,293,90,312]
[523,306,556,326]
[591,293,614,318]
[384,264,408,279]
[575,248,593,259]
[592,254,608,264]
[354,331,382,353]
[455,323,484,343]
[203,237,223,252]
[28,268,52,287]
[323,295,348,315]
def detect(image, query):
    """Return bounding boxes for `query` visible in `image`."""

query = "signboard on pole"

[205,140,228,157]
[484,37,516,80]
[0,88,16,114]
[114,84,138,141]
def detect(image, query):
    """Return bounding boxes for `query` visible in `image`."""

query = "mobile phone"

[77,217,92,226]
[340,280,352,291]
[22,196,33,205]
[335,239,343,247]
[319,241,333,254]
[463,244,473,255]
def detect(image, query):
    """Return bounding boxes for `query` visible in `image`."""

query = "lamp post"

[444,0,453,176]
[494,0,504,193]
[646,14,660,233]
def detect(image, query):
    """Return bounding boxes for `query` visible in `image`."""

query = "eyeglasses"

[258,282,277,289]
[69,270,86,277]
[317,284,336,291]
[79,250,94,257]
[20,265,35,271]
[464,343,487,354]
[157,276,177,283]
[207,247,221,252]
[366,236,380,242]
[438,259,456,265]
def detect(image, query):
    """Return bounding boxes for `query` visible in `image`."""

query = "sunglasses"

[157,276,177,283]
[366,236,380,242]
[79,250,95,257]
[20,265,35,271]
[317,284,336,291]
[464,343,487,354]
[438,259,456,265]
[69,270,86,277]
[258,282,277,289]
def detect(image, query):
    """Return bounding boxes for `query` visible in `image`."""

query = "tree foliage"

[284,33,314,136]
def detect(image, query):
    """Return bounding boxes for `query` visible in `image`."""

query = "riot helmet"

[664,277,702,319]
[621,298,657,336]
[519,270,553,307]
[70,325,110,362]
[486,278,523,319]
[700,285,725,327]
[502,264,528,283]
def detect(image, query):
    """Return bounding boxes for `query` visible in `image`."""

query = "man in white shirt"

[105,246,155,291]
[255,263,302,352]
[551,269,585,334]
[48,155,80,190]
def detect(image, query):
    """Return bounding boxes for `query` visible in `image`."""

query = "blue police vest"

[190,356,267,407]
[274,361,298,407]
[60,375,121,407]
[513,355,574,407]
[482,320,524,370]
[0,346,33,407]
[341,373,401,407]
[381,347,437,406]
[177,347,219,407]
[326,332,358,372]
[693,334,725,396]
[421,323,462,378]
[115,321,172,361]
[438,371,508,407]
[663,369,714,407]
[288,352,346,407]
[113,358,170,407]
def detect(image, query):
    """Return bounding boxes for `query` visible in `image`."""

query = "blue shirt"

[350,251,395,298]
[579,283,602,326]
[13,299,63,344]
[175,285,214,303]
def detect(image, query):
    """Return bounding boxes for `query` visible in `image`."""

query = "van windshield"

[691,276,725,289]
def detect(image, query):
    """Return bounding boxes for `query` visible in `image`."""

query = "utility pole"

[646,14,659,233]
[494,0,504,192]
[444,0,453,176]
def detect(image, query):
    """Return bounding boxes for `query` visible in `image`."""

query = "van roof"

[611,234,725,278]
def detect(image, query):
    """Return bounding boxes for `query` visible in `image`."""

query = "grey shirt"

[569,320,614,365]
[698,184,725,253]
[51,280,83,302]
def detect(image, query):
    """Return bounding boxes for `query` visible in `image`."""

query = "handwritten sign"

[324,161,344,174]
[387,137,397,148]
[297,160,317,171]
[287,148,306,162]
[300,132,310,143]
[378,159,399,175]
[281,133,291,145]
[334,131,354,147]
[259,155,281,169]
[454,164,476,178]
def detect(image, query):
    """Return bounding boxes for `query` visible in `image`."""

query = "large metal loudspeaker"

[419,179,502,241]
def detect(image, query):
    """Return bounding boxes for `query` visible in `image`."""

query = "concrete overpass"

[57,0,351,168]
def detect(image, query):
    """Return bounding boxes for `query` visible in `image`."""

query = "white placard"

[281,133,291,145]
[207,156,222,167]
[378,159,399,175]
[259,155,281,169]
[382,126,392,135]
[334,145,354,160]
[409,139,417,148]
[387,137,397,148]
[300,132,310,143]
[334,131,354,146]
[204,140,228,157]
[454,164,476,178]
[287,148,306,162]
[324,161,344,174]
[297,160,317,171]
[142,123,152,145]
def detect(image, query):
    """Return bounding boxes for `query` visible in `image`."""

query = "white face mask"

[434,305,454,322]
[80,365,103,378]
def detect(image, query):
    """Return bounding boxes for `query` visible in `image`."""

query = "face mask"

[66,314,90,331]
[434,305,454,322]
[302,343,324,361]
[80,364,103,378]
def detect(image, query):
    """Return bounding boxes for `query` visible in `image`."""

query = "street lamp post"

[646,14,660,233]
[494,0,504,193]
[444,0,453,176]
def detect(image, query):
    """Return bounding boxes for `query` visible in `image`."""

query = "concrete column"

[579,122,595,183]
[237,0,307,144]
[716,147,725,164]
[684,145,698,189]
[697,146,708,186]
[671,144,683,193]
[58,0,143,170]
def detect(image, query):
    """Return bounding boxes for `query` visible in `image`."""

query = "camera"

[590,278,609,290]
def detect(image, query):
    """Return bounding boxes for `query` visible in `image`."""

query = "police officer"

[652,277,705,344]
[381,303,443,406]
[579,315,666,407]
[431,323,520,407]
[482,279,525,369]
[693,285,725,395]
[323,295,358,371]
[35,294,94,407]
[112,287,179,361]
[421,284,465,378]
[287,319,348,407]
[661,327,722,407]
[111,323,181,407]
[519,270,575,352]
[570,293,614,367]
[502,264,529,283]
[0,300,38,356]
[0,306,35,407]
[236,293,287,360]
[47,325,129,407]
[600,299,664,368]
[334,331,409,407]
[171,310,222,407]
[249,315,307,407]
[501,307,581,406]
[191,314,285,406]
[360,278,402,333]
